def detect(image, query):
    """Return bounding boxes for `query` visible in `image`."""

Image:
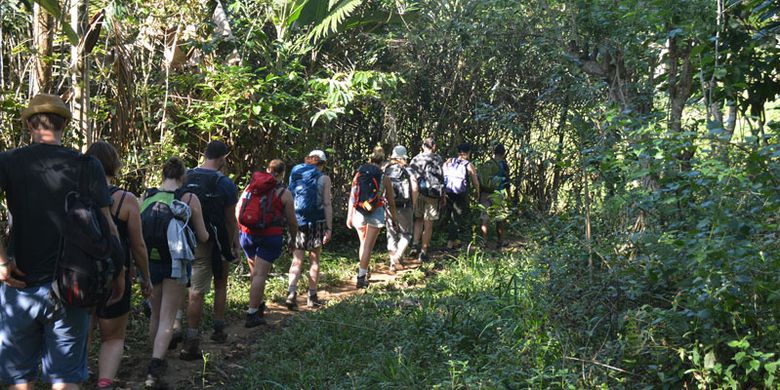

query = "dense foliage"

[1,0,779,387]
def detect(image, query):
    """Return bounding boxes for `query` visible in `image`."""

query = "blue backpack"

[289,164,325,225]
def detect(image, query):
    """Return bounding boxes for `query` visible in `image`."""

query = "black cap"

[494,143,506,156]
[205,140,229,159]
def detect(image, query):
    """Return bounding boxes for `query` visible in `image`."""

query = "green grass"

[238,248,585,389]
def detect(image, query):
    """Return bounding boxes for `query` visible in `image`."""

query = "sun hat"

[390,145,409,160]
[308,149,327,162]
[21,94,72,121]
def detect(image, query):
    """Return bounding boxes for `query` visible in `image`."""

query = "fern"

[308,0,364,43]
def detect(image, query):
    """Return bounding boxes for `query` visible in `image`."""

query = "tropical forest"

[1,0,779,388]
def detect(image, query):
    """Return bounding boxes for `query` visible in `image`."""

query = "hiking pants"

[445,192,470,242]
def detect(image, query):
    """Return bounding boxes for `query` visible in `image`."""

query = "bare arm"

[468,163,480,196]
[410,171,419,208]
[281,189,298,237]
[121,194,150,282]
[225,201,240,255]
[187,194,211,242]
[322,176,333,242]
[0,234,25,288]
[347,184,356,229]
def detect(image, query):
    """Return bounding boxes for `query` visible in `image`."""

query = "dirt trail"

[110,258,427,390]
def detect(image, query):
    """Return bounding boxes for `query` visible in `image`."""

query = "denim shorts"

[352,206,386,228]
[240,233,284,263]
[0,283,90,385]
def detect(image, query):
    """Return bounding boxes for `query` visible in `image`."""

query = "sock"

[175,309,184,321]
[187,328,199,338]
[247,308,259,315]
[358,268,368,277]
[213,320,225,332]
[97,378,113,388]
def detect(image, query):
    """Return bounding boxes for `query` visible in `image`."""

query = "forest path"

[107,245,486,390]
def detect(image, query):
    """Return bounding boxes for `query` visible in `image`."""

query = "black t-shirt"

[0,143,111,285]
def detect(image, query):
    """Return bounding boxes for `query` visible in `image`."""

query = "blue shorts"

[240,233,284,263]
[0,283,89,385]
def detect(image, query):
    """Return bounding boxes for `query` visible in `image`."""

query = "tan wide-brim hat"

[21,93,72,121]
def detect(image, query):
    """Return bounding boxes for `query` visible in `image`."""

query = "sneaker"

[389,264,397,274]
[285,292,298,310]
[418,251,430,262]
[307,293,323,308]
[167,329,183,351]
[144,358,167,389]
[211,327,228,343]
[245,311,266,328]
[356,275,369,289]
[179,336,201,361]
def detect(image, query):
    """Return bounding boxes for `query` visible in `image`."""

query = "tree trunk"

[31,3,54,95]
[70,0,91,149]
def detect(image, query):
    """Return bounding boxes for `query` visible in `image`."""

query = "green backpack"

[478,159,502,193]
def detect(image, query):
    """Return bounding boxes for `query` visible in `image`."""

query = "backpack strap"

[112,188,128,220]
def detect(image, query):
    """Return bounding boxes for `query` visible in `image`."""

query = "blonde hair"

[369,146,385,165]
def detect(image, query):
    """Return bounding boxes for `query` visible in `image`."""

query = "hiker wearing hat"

[285,150,333,309]
[0,94,124,388]
[383,146,418,272]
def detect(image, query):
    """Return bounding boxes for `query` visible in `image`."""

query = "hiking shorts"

[240,233,284,263]
[96,266,132,319]
[191,240,232,294]
[294,220,327,251]
[414,195,440,221]
[0,283,90,385]
[352,206,386,229]
[149,259,191,286]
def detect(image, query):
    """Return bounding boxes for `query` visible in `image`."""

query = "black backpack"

[385,163,412,206]
[52,156,123,308]
[354,164,384,215]
[417,157,444,198]
[184,170,235,262]
[140,188,184,262]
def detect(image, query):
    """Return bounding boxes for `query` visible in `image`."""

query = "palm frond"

[307,0,364,43]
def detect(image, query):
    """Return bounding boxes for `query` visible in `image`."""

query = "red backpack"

[238,172,284,234]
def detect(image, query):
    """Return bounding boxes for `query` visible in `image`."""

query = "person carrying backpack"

[87,141,153,390]
[0,94,124,389]
[347,147,398,288]
[181,140,239,360]
[443,143,480,250]
[142,157,210,389]
[384,146,418,272]
[285,150,333,309]
[478,143,511,248]
[237,159,298,327]
[409,137,445,261]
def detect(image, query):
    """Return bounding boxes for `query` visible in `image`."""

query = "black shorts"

[96,267,131,319]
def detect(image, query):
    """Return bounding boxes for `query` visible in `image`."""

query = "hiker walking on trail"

[409,137,445,262]
[142,157,210,389]
[286,150,333,309]
[237,159,298,327]
[384,146,418,272]
[479,143,511,248]
[443,143,480,250]
[181,141,240,360]
[347,147,398,288]
[87,141,153,390]
[0,94,124,389]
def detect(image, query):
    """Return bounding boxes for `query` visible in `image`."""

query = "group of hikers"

[0,94,510,390]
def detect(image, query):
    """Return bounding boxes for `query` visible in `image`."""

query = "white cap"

[308,149,327,162]
[390,145,409,160]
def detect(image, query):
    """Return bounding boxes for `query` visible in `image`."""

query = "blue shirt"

[189,167,239,206]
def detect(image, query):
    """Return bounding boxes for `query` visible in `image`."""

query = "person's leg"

[148,283,163,342]
[50,384,78,390]
[307,247,322,292]
[153,280,185,359]
[183,241,213,356]
[422,219,434,252]
[446,193,458,247]
[0,285,45,389]
[211,260,231,340]
[42,300,90,388]
[288,249,305,294]
[97,314,129,387]
[249,258,272,310]
[496,220,505,246]
[359,225,381,270]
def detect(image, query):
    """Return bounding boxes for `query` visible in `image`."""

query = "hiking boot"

[144,358,167,389]
[409,245,419,257]
[245,302,267,328]
[167,329,183,351]
[307,293,323,308]
[418,251,430,262]
[285,292,298,310]
[356,275,369,289]
[179,336,201,361]
[211,327,228,343]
